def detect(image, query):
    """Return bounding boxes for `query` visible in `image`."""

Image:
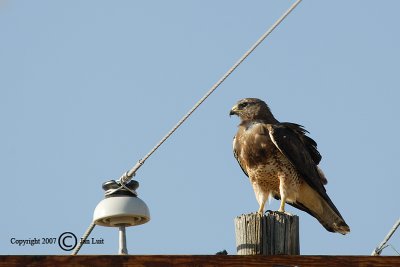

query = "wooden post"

[234,212,300,255]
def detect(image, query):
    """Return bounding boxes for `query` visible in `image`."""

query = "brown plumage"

[230,98,350,234]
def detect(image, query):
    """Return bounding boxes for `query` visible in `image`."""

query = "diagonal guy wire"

[118,0,303,185]
[372,218,400,256]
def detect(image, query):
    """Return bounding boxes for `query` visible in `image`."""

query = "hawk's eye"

[238,102,248,109]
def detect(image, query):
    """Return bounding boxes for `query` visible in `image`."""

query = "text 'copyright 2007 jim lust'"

[10,232,105,251]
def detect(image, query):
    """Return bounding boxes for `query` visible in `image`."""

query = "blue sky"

[1,0,399,255]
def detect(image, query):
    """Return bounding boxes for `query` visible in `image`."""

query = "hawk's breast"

[236,122,302,198]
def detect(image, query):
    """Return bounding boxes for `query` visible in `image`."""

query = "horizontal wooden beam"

[1,255,400,267]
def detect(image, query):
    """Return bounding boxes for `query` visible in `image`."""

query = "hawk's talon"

[275,210,293,216]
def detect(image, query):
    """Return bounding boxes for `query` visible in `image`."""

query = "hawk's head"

[229,98,276,122]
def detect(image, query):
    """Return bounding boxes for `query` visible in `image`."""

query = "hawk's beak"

[229,105,238,117]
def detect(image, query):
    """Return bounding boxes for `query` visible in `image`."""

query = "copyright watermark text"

[10,232,105,251]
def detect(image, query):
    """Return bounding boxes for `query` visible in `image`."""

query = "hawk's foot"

[276,210,293,216]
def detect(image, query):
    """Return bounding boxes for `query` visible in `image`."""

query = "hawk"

[230,98,350,234]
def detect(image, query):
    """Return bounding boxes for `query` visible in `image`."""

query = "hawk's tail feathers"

[294,183,350,235]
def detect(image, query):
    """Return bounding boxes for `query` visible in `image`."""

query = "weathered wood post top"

[235,212,300,255]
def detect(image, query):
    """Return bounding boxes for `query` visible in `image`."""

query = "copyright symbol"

[58,232,77,251]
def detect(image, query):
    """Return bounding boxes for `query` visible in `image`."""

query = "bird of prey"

[230,98,350,234]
